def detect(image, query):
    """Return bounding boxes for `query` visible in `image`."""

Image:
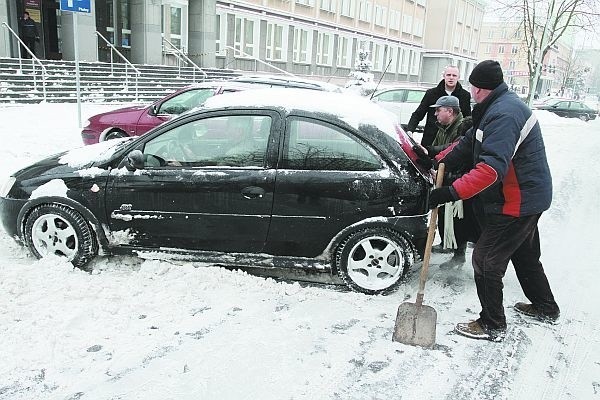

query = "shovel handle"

[416,163,445,304]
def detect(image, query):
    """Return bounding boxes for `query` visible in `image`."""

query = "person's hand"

[428,186,457,209]
[412,144,433,169]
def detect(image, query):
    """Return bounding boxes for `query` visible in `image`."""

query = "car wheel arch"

[333,225,416,294]
[17,197,110,254]
[324,219,418,271]
[100,127,128,142]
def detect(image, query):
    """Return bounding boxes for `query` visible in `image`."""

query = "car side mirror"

[149,104,159,116]
[126,149,145,171]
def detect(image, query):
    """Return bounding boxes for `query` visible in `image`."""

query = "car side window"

[158,89,215,115]
[406,90,425,102]
[556,101,569,108]
[142,115,271,168]
[376,90,403,103]
[282,117,382,171]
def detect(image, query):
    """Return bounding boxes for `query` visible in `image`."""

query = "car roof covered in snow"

[202,88,399,137]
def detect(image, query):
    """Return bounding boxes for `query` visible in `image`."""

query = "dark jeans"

[21,37,36,58]
[472,213,559,330]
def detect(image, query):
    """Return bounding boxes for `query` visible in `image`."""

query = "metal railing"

[224,45,295,77]
[2,22,47,102]
[95,31,140,101]
[162,38,207,82]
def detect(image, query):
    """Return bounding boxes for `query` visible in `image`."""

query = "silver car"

[370,86,430,130]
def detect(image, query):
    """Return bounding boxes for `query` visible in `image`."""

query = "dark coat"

[406,80,471,147]
[442,82,552,217]
[20,17,38,39]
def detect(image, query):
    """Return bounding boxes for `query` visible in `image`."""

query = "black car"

[535,99,598,121]
[0,89,432,294]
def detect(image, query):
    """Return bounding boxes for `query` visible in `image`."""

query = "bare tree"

[493,0,600,105]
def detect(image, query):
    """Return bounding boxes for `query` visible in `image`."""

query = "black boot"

[439,244,466,269]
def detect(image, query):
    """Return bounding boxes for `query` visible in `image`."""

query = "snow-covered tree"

[345,49,376,96]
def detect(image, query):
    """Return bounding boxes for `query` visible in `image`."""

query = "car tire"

[578,114,589,122]
[24,204,98,270]
[105,129,128,141]
[335,228,412,295]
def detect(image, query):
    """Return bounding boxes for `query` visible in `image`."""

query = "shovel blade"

[392,302,437,348]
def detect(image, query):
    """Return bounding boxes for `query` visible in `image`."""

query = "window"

[487,29,493,39]
[511,45,518,54]
[498,45,505,54]
[372,43,384,71]
[485,44,491,54]
[216,14,226,56]
[409,50,420,75]
[501,28,507,38]
[296,0,315,6]
[509,60,516,70]
[336,36,352,68]
[170,6,182,49]
[158,88,216,115]
[316,32,333,65]
[121,0,130,47]
[235,17,256,57]
[374,5,386,26]
[413,17,423,37]
[293,28,312,63]
[399,48,409,74]
[389,10,400,31]
[283,118,381,171]
[106,0,131,47]
[320,0,336,12]
[457,1,464,23]
[358,0,371,22]
[340,0,355,17]
[406,90,425,102]
[267,23,287,61]
[402,15,412,33]
[143,115,272,168]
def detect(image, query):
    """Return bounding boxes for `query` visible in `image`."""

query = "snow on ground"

[0,103,599,400]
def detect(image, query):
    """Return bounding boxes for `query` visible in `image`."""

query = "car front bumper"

[0,196,27,240]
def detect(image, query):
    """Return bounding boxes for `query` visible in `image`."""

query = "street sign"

[60,0,91,13]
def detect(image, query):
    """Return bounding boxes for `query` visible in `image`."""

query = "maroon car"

[81,76,341,145]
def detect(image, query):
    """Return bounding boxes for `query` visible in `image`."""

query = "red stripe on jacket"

[452,162,497,200]
[435,141,458,161]
[501,162,521,217]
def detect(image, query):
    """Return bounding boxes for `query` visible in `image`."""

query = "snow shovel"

[392,163,445,349]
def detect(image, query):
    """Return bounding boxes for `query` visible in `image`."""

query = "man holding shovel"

[428,60,560,341]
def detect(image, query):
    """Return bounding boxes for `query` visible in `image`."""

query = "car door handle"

[241,186,265,199]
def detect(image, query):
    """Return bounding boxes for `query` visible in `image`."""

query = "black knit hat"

[469,60,504,90]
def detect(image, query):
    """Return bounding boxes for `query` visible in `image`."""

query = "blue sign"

[60,0,91,13]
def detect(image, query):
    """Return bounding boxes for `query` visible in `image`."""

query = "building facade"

[1,0,484,85]
[421,0,484,84]
[478,20,573,96]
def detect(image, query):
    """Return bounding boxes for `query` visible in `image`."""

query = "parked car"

[1,89,432,295]
[534,99,598,121]
[230,74,342,93]
[369,85,430,131]
[81,76,341,145]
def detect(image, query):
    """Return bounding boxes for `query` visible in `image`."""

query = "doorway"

[42,0,62,59]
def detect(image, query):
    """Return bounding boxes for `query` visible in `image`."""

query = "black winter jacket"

[406,80,471,147]
[20,18,38,39]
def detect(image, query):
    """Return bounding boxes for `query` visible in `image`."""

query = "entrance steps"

[0,58,241,104]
